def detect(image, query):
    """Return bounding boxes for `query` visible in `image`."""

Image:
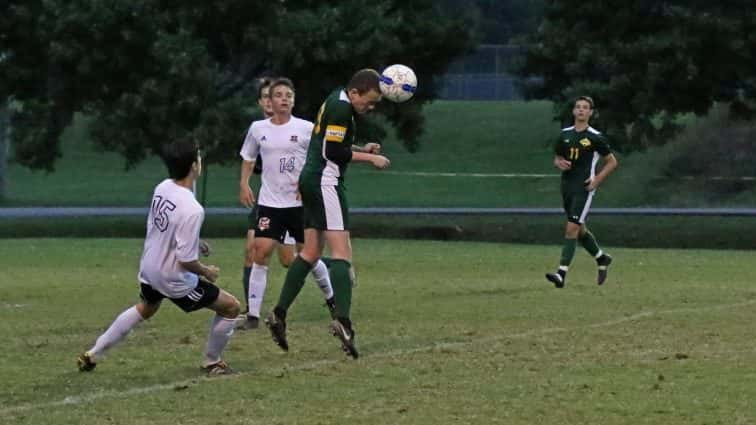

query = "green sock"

[275,256,312,312]
[560,238,577,267]
[320,256,333,268]
[242,266,251,309]
[579,229,600,257]
[329,259,353,319]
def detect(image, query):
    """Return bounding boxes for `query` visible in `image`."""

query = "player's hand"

[203,265,220,283]
[239,185,256,208]
[371,155,391,170]
[363,143,381,154]
[584,177,598,191]
[199,239,211,257]
[554,156,572,171]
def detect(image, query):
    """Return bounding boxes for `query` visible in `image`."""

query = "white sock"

[311,259,334,299]
[247,264,268,318]
[205,315,235,365]
[88,306,144,361]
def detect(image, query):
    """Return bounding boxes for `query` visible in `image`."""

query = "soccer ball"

[379,64,417,103]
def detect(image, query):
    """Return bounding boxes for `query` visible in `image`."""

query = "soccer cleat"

[265,310,289,351]
[330,320,359,359]
[325,297,337,320]
[545,272,565,289]
[77,351,97,372]
[596,254,613,285]
[201,360,233,376]
[235,315,259,330]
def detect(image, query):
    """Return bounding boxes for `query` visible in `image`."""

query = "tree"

[519,1,756,151]
[0,0,474,175]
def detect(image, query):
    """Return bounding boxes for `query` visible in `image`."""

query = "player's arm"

[351,143,381,154]
[239,124,259,207]
[239,159,256,207]
[323,104,389,169]
[585,153,618,191]
[176,212,220,282]
[179,259,220,283]
[553,155,571,171]
[552,133,571,170]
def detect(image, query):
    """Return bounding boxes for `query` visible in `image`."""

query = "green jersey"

[554,125,611,190]
[300,88,356,187]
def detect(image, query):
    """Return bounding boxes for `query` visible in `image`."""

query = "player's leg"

[290,207,334,314]
[276,231,297,268]
[202,288,241,374]
[243,234,278,329]
[78,284,162,371]
[266,228,324,351]
[169,278,240,374]
[578,225,612,284]
[242,206,258,315]
[319,184,358,358]
[546,189,587,288]
[244,205,289,329]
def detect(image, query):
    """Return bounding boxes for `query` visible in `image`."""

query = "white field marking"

[1,303,26,309]
[2,299,755,417]
[356,170,756,181]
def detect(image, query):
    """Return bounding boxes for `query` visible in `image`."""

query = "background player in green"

[546,96,618,288]
[265,69,390,358]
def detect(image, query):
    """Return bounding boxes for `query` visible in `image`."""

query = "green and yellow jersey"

[300,88,356,187]
[554,126,612,191]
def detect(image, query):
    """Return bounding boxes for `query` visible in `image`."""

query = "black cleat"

[597,254,613,285]
[265,310,289,351]
[235,315,259,330]
[77,351,97,372]
[201,360,233,376]
[330,320,359,359]
[545,272,565,288]
[325,297,337,320]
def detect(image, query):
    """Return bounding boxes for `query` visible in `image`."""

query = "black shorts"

[254,205,305,244]
[139,278,220,313]
[561,184,595,224]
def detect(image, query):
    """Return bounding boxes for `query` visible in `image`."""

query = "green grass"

[3,99,754,211]
[11,99,752,208]
[3,101,560,208]
[2,238,756,424]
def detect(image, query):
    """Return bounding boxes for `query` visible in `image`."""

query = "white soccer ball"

[379,64,417,103]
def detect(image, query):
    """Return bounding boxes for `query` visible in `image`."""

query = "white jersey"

[240,116,313,208]
[138,179,204,298]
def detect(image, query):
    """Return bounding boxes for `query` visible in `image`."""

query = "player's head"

[257,77,274,117]
[268,77,295,116]
[347,68,382,115]
[573,95,594,122]
[161,137,201,180]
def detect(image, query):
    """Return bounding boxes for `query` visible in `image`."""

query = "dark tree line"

[520,1,756,151]
[0,0,474,176]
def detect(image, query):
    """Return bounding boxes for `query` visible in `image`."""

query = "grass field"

[5,100,754,208]
[2,238,756,424]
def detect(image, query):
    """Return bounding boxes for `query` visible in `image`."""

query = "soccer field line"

[2,299,755,417]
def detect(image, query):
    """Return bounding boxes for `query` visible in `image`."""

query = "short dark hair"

[347,69,380,94]
[575,96,594,109]
[161,137,199,180]
[257,77,274,101]
[269,77,295,95]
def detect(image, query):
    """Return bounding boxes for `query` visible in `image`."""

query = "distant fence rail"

[2,207,756,218]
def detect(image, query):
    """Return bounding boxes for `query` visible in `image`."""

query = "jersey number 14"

[279,156,295,173]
